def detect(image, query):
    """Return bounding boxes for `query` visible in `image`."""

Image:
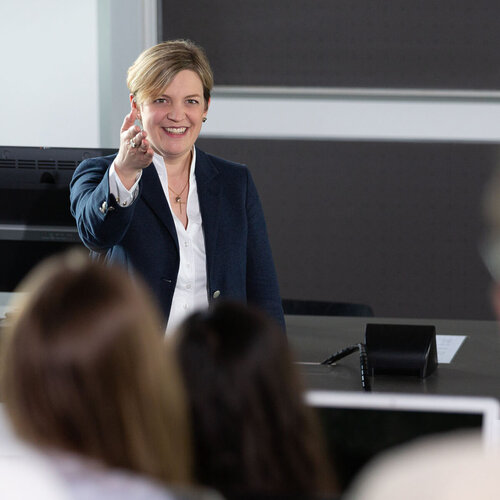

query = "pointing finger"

[121,108,138,133]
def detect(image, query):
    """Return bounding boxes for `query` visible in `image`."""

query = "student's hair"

[175,301,336,496]
[1,250,191,485]
[127,39,213,108]
[481,167,500,282]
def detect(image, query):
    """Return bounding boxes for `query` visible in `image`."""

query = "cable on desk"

[321,343,371,392]
[321,344,359,366]
[358,342,371,392]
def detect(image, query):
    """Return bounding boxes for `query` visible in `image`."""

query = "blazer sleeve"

[245,168,286,332]
[70,155,140,251]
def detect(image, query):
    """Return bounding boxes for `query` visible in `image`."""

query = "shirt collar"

[152,148,196,183]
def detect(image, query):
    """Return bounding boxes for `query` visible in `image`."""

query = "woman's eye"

[186,99,199,105]
[154,98,167,104]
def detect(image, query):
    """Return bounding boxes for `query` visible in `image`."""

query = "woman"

[70,39,284,333]
[174,301,337,498]
[0,251,198,499]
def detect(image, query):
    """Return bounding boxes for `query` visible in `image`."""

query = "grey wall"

[198,138,497,320]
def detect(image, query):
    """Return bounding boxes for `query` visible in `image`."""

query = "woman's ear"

[202,97,210,122]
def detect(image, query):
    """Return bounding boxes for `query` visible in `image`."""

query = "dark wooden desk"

[286,315,500,400]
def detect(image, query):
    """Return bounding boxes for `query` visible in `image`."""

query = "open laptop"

[306,390,500,491]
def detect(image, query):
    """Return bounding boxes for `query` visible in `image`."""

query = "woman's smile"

[163,126,188,136]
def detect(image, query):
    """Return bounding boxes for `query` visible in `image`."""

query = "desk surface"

[286,315,500,400]
[2,300,499,400]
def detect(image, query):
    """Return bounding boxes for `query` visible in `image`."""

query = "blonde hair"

[127,39,213,108]
[1,250,192,485]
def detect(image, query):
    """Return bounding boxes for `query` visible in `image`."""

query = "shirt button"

[184,241,189,247]
[186,283,192,290]
[213,290,221,299]
[183,304,189,310]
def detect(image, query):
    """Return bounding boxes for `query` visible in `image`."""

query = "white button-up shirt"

[109,149,209,334]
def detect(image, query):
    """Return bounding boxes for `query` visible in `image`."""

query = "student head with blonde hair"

[1,250,192,497]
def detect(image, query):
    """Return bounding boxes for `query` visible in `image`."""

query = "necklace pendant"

[175,196,181,203]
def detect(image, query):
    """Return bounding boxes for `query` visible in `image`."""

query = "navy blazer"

[70,147,285,330]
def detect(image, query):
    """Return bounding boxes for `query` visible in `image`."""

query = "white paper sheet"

[436,335,467,364]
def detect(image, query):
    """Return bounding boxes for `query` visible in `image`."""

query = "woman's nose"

[166,103,184,121]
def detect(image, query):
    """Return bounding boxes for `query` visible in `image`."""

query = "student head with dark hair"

[174,301,336,498]
[0,250,193,498]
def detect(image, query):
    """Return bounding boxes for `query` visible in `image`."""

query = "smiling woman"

[70,39,284,334]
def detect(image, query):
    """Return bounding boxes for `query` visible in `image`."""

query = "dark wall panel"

[197,138,499,320]
[161,0,500,90]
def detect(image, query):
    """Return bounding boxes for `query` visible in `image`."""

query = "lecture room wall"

[3,1,500,318]
[4,1,500,148]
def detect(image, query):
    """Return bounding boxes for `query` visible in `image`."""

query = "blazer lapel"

[141,163,179,251]
[195,149,221,277]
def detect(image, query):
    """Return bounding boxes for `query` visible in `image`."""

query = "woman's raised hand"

[114,108,154,188]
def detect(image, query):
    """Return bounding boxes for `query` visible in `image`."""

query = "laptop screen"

[306,391,499,492]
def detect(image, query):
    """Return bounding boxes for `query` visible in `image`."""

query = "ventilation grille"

[0,158,81,170]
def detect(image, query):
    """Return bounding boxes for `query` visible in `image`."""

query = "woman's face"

[136,69,209,163]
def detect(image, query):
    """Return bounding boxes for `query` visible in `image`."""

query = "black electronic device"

[365,323,438,378]
[0,146,116,291]
[321,323,438,389]
[308,390,499,493]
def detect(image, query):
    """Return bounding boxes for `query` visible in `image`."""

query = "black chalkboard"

[196,137,497,320]
[160,0,500,90]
